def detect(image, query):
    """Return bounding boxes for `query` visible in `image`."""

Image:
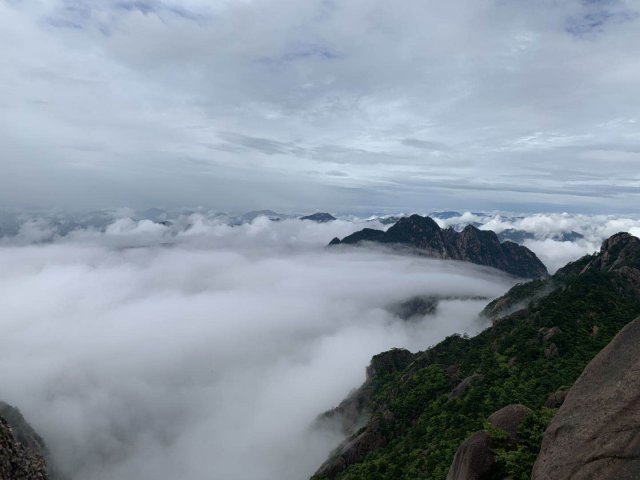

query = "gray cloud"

[0,0,639,211]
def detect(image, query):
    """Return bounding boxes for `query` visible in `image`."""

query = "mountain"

[300,213,337,223]
[311,232,640,480]
[0,402,50,480]
[329,214,548,278]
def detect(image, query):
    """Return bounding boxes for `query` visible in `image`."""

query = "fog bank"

[0,217,514,480]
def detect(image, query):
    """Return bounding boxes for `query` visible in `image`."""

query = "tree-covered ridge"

[312,232,640,480]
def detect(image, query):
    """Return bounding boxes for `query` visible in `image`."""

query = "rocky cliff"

[532,315,640,479]
[329,215,548,278]
[0,402,49,480]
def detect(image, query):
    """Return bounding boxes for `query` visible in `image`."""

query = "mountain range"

[329,214,548,278]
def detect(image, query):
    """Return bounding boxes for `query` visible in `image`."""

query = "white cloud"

[0,217,515,480]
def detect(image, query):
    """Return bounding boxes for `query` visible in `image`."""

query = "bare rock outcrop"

[366,348,414,379]
[543,390,567,409]
[449,374,483,399]
[314,428,386,479]
[487,404,531,445]
[0,402,47,459]
[0,415,49,480]
[539,326,561,342]
[532,316,640,479]
[446,430,495,480]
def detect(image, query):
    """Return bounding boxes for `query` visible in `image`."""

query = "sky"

[1,0,640,212]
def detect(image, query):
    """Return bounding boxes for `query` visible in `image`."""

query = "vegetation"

[313,255,640,480]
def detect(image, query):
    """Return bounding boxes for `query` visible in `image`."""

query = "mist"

[0,215,515,480]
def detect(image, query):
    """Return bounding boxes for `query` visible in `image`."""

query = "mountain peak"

[600,231,638,254]
[329,215,548,278]
[588,231,640,274]
[301,212,337,223]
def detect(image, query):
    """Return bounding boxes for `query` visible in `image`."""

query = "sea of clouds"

[432,211,640,273]
[0,209,639,480]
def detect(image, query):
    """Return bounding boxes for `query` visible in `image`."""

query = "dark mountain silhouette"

[300,212,336,223]
[329,214,548,278]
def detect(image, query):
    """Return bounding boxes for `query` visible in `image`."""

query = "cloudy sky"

[1,0,639,213]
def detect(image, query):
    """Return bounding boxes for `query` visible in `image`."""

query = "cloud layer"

[1,0,639,211]
[0,216,516,480]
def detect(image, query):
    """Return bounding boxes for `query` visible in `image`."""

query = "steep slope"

[312,232,640,480]
[532,315,640,479]
[329,215,548,278]
[0,403,49,480]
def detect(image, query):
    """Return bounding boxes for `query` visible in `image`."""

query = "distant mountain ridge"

[329,214,548,278]
[300,212,336,223]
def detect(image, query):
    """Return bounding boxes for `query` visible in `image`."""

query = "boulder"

[449,374,482,399]
[543,343,559,359]
[487,404,532,445]
[446,430,495,480]
[539,326,561,342]
[532,316,640,479]
[544,390,567,409]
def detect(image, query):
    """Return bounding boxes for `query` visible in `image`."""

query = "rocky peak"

[301,212,336,223]
[366,348,415,380]
[486,232,640,321]
[587,231,640,273]
[384,215,447,252]
[329,215,548,278]
[387,214,441,236]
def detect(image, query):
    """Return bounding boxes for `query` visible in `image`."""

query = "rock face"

[446,431,495,480]
[487,404,532,445]
[300,212,336,223]
[314,428,386,479]
[329,215,548,278]
[365,349,415,379]
[314,387,371,437]
[532,316,640,479]
[0,403,47,459]
[0,412,49,480]
[312,348,415,479]
[449,374,483,399]
[556,232,640,280]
